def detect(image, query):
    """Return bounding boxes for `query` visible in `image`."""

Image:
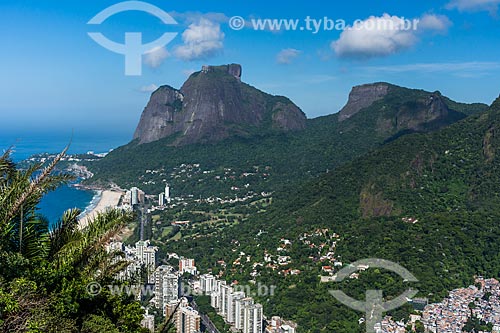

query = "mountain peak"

[201,63,242,80]
[338,82,391,121]
[133,64,306,145]
[336,82,485,142]
[491,95,500,110]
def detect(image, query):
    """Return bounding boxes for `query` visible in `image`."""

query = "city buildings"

[165,184,171,204]
[108,238,297,333]
[158,192,165,206]
[130,186,145,205]
[179,257,197,275]
[220,283,233,317]
[199,273,216,294]
[166,298,201,333]
[106,240,124,253]
[106,240,157,282]
[135,240,158,283]
[210,280,263,333]
[380,277,500,333]
[265,316,297,333]
[227,291,245,323]
[243,303,263,333]
[235,297,256,330]
[210,280,225,310]
[140,308,155,332]
[153,265,179,312]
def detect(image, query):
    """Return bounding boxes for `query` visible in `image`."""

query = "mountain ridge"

[162,95,500,332]
[87,77,487,197]
[81,76,496,332]
[133,64,306,145]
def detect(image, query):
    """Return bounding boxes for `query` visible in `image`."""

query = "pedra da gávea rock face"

[338,82,461,136]
[338,83,390,121]
[133,64,306,145]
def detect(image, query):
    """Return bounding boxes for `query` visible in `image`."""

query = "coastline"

[78,190,103,218]
[78,190,123,229]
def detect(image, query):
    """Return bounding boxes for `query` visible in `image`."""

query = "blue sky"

[1,0,500,141]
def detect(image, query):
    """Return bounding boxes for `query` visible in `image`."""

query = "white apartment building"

[199,274,216,294]
[158,192,165,206]
[227,291,245,324]
[243,303,263,333]
[135,240,158,283]
[153,265,179,311]
[235,297,255,330]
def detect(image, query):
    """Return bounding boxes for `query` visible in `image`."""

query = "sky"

[1,0,500,143]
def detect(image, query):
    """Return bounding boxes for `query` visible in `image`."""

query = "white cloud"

[419,14,452,32]
[144,47,169,68]
[174,18,224,61]
[331,15,417,59]
[276,48,301,64]
[331,13,451,59]
[139,84,159,93]
[447,0,500,13]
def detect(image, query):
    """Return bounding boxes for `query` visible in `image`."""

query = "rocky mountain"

[337,83,472,141]
[133,64,306,145]
[83,77,497,332]
[88,79,486,197]
[338,82,390,121]
[165,95,500,331]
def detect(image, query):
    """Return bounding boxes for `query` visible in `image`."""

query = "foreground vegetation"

[0,150,148,332]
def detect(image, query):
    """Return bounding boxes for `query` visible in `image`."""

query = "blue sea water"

[38,185,96,224]
[0,130,130,226]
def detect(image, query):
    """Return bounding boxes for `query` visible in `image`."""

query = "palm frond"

[0,149,16,183]
[20,216,49,260]
[2,145,69,224]
[51,209,133,281]
[49,208,81,260]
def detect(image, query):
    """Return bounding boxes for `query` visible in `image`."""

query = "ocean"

[0,131,129,226]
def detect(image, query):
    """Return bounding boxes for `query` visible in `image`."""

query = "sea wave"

[78,190,102,220]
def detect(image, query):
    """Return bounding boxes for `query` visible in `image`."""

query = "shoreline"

[78,190,123,229]
[78,190,103,219]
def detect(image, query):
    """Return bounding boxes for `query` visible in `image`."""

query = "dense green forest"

[82,84,495,332]
[87,84,486,198]
[7,84,495,332]
[162,97,500,332]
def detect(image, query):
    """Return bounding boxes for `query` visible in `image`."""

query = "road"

[190,300,220,333]
[139,206,145,240]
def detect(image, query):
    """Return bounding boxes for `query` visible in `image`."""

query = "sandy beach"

[78,190,123,229]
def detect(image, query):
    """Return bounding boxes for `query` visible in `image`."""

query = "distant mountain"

[336,82,487,143]
[86,74,486,200]
[165,96,500,331]
[133,64,306,145]
[266,93,500,237]
[338,82,391,121]
[82,67,497,332]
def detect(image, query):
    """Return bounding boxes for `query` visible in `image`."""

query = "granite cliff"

[338,83,390,121]
[133,64,306,145]
[338,82,472,139]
